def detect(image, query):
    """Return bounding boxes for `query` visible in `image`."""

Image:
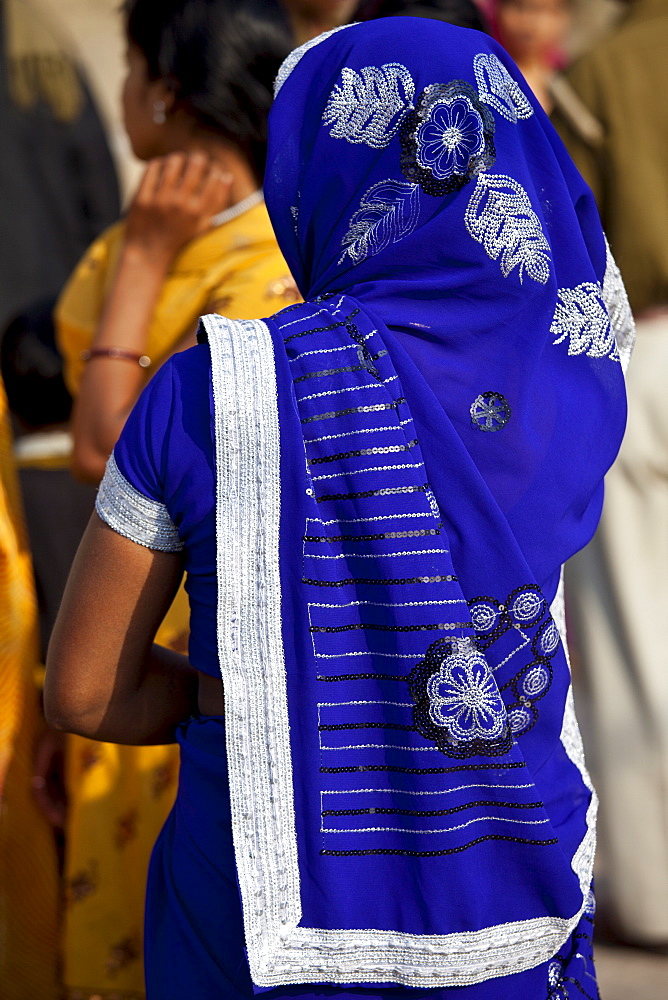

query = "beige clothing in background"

[566,315,668,943]
[556,0,668,944]
[552,0,668,316]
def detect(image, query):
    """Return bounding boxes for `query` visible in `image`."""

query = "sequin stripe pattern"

[275,295,553,866]
[204,308,595,988]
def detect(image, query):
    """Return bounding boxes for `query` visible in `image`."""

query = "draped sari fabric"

[199,16,632,992]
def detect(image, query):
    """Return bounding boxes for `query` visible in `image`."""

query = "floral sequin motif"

[340,178,420,265]
[409,637,511,758]
[465,173,551,284]
[469,585,558,739]
[323,63,415,148]
[470,391,511,431]
[551,282,619,361]
[473,53,533,123]
[400,81,495,196]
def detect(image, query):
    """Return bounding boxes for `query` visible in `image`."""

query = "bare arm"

[45,514,199,744]
[72,152,231,483]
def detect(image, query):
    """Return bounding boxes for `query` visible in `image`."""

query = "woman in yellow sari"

[0,374,59,999]
[54,3,293,997]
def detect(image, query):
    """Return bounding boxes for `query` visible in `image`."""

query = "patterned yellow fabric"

[56,201,296,396]
[0,377,59,999]
[55,204,295,998]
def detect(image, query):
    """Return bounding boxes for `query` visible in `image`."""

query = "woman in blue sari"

[46,17,633,1000]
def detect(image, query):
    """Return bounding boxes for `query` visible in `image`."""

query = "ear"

[148,76,177,117]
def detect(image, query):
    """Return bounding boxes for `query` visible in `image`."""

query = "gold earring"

[153,100,166,125]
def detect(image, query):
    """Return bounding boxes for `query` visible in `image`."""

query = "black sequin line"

[304,527,440,543]
[321,799,543,818]
[316,672,408,682]
[302,398,406,424]
[309,439,419,464]
[294,363,377,383]
[320,834,558,857]
[318,721,414,732]
[310,621,471,634]
[320,761,527,775]
[304,574,457,587]
[315,483,428,504]
[283,310,359,344]
[346,320,385,382]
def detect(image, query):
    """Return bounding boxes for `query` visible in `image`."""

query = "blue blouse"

[99,343,220,677]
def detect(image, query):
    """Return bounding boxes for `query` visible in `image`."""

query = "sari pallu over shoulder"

[201,299,591,989]
[197,15,632,993]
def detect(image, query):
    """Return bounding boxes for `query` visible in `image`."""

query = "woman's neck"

[157,127,258,208]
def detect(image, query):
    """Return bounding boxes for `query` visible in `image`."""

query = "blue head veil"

[202,17,632,991]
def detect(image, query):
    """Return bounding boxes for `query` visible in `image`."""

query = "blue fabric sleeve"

[113,360,177,506]
[100,345,220,676]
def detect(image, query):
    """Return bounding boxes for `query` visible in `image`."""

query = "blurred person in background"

[358,0,488,28]
[0,3,117,997]
[246,0,359,43]
[0,0,120,335]
[553,0,668,951]
[1,299,96,661]
[0,372,59,999]
[51,1,292,996]
[358,0,488,30]
[488,0,574,111]
[249,0,489,43]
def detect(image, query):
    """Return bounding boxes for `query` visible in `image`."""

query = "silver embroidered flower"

[323,63,415,148]
[417,96,485,180]
[426,638,507,743]
[400,81,495,196]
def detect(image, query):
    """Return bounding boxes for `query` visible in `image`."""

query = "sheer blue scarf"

[203,17,632,991]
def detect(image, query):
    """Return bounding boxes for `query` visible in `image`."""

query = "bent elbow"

[43,686,89,735]
[43,663,105,738]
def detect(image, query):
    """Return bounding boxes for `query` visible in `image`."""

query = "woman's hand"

[124,152,233,267]
[71,152,232,483]
[32,729,67,828]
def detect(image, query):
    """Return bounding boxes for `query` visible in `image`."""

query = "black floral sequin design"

[469,585,560,738]
[408,636,512,758]
[400,80,495,196]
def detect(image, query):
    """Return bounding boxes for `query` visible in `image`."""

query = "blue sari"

[98,17,632,1000]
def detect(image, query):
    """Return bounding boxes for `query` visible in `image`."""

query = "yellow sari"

[55,202,295,999]
[0,378,59,1000]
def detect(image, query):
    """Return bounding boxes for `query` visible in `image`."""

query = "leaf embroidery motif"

[551,282,618,360]
[323,63,415,148]
[602,236,635,373]
[340,179,420,265]
[464,173,551,284]
[473,53,533,123]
